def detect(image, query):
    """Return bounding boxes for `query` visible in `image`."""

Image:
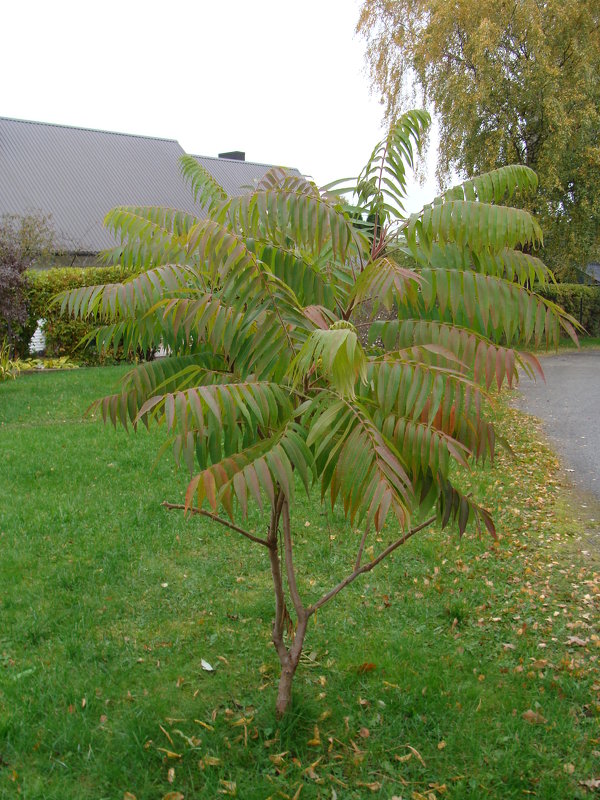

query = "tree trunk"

[276,664,296,717]
[267,493,311,717]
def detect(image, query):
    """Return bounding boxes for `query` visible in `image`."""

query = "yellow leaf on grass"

[307,725,321,746]
[268,751,288,766]
[219,780,237,795]
[162,793,184,800]
[157,748,182,759]
[167,767,175,784]
[123,793,137,800]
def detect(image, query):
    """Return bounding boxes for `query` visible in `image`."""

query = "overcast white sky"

[2,0,437,210]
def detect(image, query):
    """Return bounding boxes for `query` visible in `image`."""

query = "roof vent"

[218,150,245,161]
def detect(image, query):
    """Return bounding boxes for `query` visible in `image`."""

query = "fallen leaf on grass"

[162,793,184,800]
[268,751,288,766]
[356,782,381,792]
[304,757,322,780]
[566,637,589,647]
[359,727,370,739]
[172,730,200,748]
[405,744,427,767]
[160,725,175,746]
[231,715,254,727]
[201,659,214,672]
[521,709,547,724]
[167,767,175,784]
[531,659,548,669]
[307,725,321,746]
[357,663,377,673]
[218,780,237,795]
[437,741,447,750]
[564,763,575,774]
[157,748,182,759]
[123,793,137,800]
[579,778,600,789]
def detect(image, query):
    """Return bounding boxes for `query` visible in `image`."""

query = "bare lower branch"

[281,498,307,623]
[161,501,270,547]
[307,515,437,616]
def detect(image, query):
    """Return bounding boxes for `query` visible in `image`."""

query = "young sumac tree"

[61,111,577,715]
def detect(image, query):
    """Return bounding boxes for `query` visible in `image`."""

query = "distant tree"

[60,112,576,716]
[0,211,56,353]
[358,0,600,277]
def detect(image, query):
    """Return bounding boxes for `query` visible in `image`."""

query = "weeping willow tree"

[60,110,577,716]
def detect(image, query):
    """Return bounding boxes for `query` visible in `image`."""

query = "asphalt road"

[515,350,600,503]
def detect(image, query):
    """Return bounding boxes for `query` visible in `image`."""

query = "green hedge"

[535,283,600,337]
[22,266,139,364]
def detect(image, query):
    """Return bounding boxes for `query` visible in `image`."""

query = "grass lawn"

[1,366,599,800]
[543,336,600,352]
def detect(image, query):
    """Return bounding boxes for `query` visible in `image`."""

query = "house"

[0,116,297,264]
[584,262,600,285]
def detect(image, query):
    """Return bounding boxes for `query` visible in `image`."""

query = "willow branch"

[161,501,270,547]
[307,515,437,616]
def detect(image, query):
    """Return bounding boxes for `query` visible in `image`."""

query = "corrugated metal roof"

[192,154,298,197]
[0,117,296,253]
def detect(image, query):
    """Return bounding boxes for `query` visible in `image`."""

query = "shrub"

[0,211,57,356]
[0,338,20,380]
[23,265,139,364]
[534,283,600,337]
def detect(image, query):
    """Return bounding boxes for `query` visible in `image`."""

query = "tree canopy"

[358,0,600,277]
[60,111,577,714]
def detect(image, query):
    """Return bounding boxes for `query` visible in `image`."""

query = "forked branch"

[307,515,436,616]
